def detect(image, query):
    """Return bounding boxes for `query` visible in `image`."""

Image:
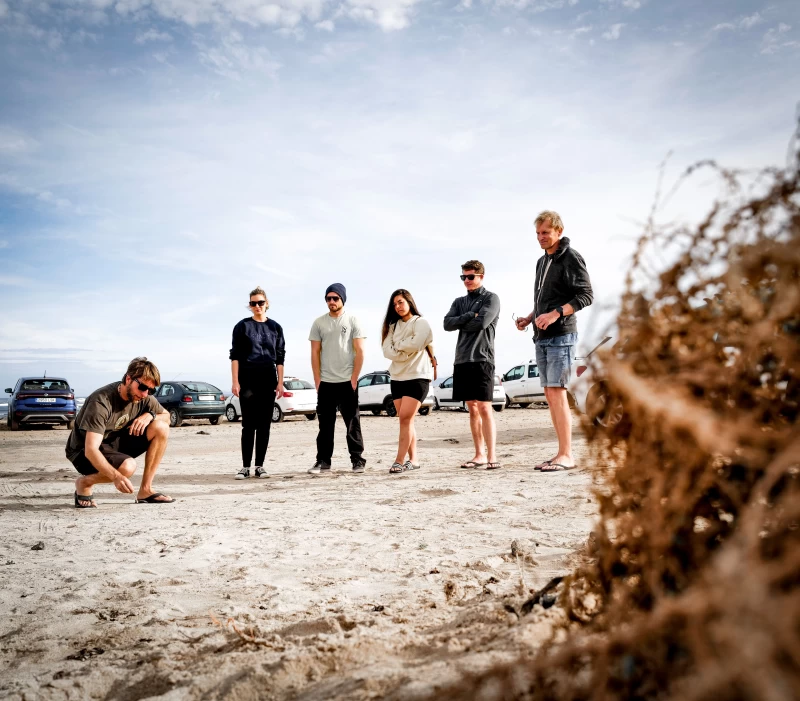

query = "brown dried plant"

[431,118,800,700]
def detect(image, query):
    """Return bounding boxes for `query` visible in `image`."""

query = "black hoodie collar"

[467,286,486,298]
[547,236,571,261]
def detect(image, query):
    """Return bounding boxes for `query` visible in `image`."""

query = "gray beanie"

[325,283,346,305]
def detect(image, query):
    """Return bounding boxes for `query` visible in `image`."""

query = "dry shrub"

[432,121,800,700]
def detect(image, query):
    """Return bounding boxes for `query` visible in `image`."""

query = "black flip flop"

[534,460,552,471]
[74,492,97,508]
[540,463,575,472]
[135,493,176,504]
[486,462,502,470]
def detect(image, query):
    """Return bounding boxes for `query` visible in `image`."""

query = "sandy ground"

[0,406,597,701]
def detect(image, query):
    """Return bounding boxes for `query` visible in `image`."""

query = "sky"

[1,0,799,396]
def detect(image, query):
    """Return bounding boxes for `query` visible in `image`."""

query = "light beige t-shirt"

[309,312,366,383]
[382,316,435,381]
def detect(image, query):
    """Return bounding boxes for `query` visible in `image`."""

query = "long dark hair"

[382,289,422,341]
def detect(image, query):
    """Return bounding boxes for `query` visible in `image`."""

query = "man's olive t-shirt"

[308,312,366,383]
[65,382,161,461]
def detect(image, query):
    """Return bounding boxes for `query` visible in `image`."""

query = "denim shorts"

[535,333,577,388]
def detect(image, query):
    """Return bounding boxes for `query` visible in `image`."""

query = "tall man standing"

[308,283,367,474]
[444,260,502,470]
[516,210,593,472]
[66,357,173,507]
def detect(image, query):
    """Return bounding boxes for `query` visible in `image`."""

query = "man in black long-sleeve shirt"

[444,259,502,470]
[516,211,593,472]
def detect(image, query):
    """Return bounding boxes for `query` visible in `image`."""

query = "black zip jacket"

[533,237,593,340]
[443,286,501,365]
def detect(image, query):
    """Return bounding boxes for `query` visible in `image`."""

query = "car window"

[182,382,220,393]
[21,379,70,391]
[284,380,306,391]
[442,377,453,389]
[300,380,314,390]
[357,376,373,388]
[374,374,390,385]
[528,365,539,378]
[160,385,174,397]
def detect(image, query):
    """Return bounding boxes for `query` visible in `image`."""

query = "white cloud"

[602,23,624,40]
[0,0,8,20]
[135,28,173,44]
[0,275,34,287]
[194,31,281,80]
[315,19,335,30]
[761,23,799,55]
[713,13,764,33]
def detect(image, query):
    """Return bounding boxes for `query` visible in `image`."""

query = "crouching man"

[66,357,174,508]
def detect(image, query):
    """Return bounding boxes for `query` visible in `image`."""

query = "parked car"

[155,381,227,427]
[501,360,546,407]
[569,336,626,427]
[433,374,505,412]
[357,371,434,417]
[4,377,78,430]
[225,377,318,423]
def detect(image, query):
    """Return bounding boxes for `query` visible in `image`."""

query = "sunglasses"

[326,296,341,302]
[460,274,481,281]
[135,379,157,394]
[249,300,266,307]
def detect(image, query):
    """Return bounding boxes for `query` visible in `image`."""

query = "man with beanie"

[308,284,367,474]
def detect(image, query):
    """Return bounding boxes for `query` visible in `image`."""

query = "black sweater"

[533,237,593,340]
[229,318,286,369]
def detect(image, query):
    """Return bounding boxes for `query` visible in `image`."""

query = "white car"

[225,377,318,423]
[434,374,505,412]
[569,336,625,428]
[501,361,545,407]
[357,371,434,416]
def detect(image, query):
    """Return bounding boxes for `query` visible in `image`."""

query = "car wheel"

[493,403,504,412]
[518,402,532,409]
[225,405,238,422]
[384,397,397,418]
[9,415,20,431]
[505,394,511,409]
[169,409,183,428]
[459,403,469,413]
[67,420,75,430]
[272,404,284,423]
[588,383,624,428]
[433,397,440,411]
[371,408,381,416]
[418,406,430,416]
[209,416,220,425]
[306,413,316,420]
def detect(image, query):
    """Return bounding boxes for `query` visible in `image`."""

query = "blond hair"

[534,210,564,232]
[123,357,161,386]
[248,286,270,312]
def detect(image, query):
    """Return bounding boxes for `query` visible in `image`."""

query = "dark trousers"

[316,381,364,465]
[239,368,277,468]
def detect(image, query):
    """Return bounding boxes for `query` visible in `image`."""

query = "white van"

[501,361,545,407]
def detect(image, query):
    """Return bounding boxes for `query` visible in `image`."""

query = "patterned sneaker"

[254,467,269,479]
[403,461,421,471]
[308,461,331,475]
[352,459,366,473]
[235,467,250,480]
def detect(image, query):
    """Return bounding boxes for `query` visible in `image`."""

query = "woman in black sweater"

[230,286,286,479]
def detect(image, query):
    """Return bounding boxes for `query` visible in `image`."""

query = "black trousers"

[316,381,364,465]
[239,367,277,468]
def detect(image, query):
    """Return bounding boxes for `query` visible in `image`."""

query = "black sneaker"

[352,459,366,473]
[308,461,331,475]
[235,467,250,480]
[254,467,269,479]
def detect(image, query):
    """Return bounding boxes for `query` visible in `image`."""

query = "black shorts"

[452,362,494,402]
[390,379,431,403]
[71,432,150,476]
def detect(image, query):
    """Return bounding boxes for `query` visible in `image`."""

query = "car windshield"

[21,380,70,391]
[181,383,220,393]
[284,380,310,391]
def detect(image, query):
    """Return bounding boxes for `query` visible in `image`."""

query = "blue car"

[4,377,78,431]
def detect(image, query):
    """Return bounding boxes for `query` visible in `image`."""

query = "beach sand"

[0,406,596,700]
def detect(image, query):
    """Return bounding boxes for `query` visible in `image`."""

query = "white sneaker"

[235,467,250,480]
